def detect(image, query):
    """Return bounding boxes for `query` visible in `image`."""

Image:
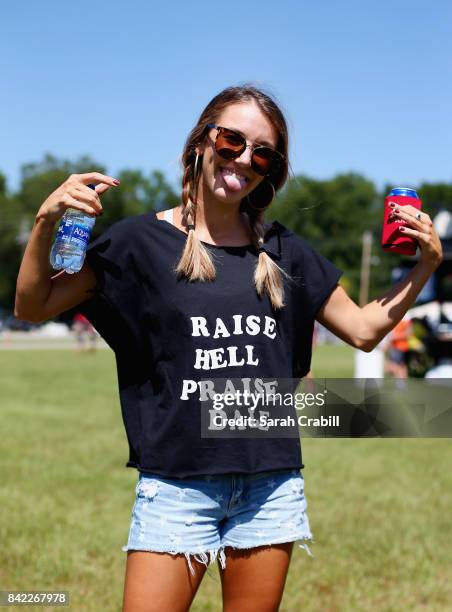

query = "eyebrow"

[227,126,275,148]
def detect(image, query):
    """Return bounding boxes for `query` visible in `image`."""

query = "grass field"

[1,345,451,611]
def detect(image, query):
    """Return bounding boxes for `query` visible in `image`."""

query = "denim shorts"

[122,469,314,576]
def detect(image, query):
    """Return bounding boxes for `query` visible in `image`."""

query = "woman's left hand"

[390,204,443,269]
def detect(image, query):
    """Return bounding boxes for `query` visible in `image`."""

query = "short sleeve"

[78,217,143,352]
[291,235,343,321]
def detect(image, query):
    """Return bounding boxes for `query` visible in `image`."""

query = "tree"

[91,169,179,234]
[417,182,452,214]
[18,154,108,218]
[2,154,450,313]
[0,155,179,311]
[0,172,24,308]
[269,173,384,302]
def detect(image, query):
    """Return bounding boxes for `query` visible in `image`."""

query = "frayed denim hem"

[222,534,315,559]
[122,535,314,577]
[121,544,227,577]
[297,538,315,558]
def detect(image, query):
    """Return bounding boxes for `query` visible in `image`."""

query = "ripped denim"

[122,469,314,576]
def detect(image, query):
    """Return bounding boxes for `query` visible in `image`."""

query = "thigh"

[123,550,207,612]
[220,543,294,612]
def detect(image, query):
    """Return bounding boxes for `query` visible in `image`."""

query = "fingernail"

[389,202,395,208]
[113,179,120,185]
[400,227,405,231]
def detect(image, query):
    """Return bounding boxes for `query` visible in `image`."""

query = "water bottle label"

[56,219,91,247]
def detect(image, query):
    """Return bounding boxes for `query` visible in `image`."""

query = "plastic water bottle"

[50,184,97,274]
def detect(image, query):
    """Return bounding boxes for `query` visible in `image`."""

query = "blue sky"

[2,0,451,194]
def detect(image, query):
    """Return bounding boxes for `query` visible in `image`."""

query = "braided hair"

[175,85,290,309]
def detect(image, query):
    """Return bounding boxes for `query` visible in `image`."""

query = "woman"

[15,85,442,611]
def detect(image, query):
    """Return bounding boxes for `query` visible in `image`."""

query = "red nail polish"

[400,227,405,231]
[113,179,120,185]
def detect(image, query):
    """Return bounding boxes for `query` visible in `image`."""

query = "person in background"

[384,316,412,379]
[72,312,97,352]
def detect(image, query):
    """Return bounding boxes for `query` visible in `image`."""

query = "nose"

[235,145,253,167]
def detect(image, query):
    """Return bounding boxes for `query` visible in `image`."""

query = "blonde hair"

[175,85,290,309]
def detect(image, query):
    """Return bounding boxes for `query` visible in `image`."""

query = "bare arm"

[316,204,443,352]
[14,172,120,323]
[14,215,97,322]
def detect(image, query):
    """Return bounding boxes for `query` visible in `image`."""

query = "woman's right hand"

[36,172,120,225]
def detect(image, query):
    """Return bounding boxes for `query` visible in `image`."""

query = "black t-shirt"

[79,212,343,478]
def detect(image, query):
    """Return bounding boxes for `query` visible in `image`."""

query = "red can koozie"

[381,188,422,256]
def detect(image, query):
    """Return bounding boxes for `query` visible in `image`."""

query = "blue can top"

[389,187,419,198]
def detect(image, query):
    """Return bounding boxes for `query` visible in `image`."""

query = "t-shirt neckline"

[153,211,264,250]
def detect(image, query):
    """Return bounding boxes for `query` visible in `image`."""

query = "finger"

[72,186,103,213]
[391,203,428,222]
[62,194,98,217]
[74,172,120,188]
[95,183,112,196]
[391,209,425,228]
[398,226,424,241]
[67,201,98,217]
[400,226,442,259]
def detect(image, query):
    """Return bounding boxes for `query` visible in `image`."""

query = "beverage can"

[381,187,422,256]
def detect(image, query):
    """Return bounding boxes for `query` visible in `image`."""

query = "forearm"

[361,260,438,349]
[15,214,56,321]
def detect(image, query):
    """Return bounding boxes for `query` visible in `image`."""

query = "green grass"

[1,347,451,611]
[311,342,355,377]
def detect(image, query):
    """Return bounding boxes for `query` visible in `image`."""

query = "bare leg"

[385,359,397,377]
[220,543,294,612]
[398,361,408,379]
[386,360,408,379]
[122,551,208,612]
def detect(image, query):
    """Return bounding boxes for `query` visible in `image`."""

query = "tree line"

[1,153,451,315]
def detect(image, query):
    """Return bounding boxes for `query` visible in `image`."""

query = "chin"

[211,186,246,204]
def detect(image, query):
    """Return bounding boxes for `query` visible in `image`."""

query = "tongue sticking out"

[221,171,246,193]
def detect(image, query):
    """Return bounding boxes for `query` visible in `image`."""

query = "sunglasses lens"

[252,147,278,176]
[216,129,245,160]
[212,127,283,177]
